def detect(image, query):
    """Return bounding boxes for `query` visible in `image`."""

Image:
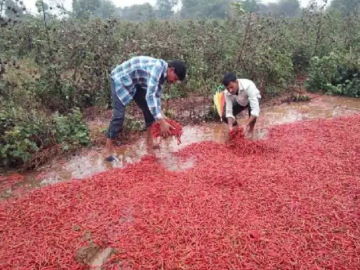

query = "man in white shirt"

[222,72,261,139]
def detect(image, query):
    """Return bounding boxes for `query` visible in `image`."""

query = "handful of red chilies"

[227,126,270,155]
[151,119,183,145]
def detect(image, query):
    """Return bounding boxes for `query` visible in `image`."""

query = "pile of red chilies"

[1,114,360,269]
[227,126,272,155]
[151,119,183,145]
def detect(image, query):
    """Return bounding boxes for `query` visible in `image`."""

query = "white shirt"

[225,79,261,119]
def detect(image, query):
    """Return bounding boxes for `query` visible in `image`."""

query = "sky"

[21,0,329,13]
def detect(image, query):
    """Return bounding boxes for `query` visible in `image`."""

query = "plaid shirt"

[111,56,168,120]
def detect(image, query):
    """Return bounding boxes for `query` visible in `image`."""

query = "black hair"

[168,60,186,81]
[222,72,237,87]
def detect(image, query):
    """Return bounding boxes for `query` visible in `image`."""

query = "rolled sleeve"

[247,83,261,117]
[146,64,164,121]
[225,93,235,120]
[249,96,260,117]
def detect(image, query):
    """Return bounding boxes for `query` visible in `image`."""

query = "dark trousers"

[222,99,260,125]
[106,79,155,139]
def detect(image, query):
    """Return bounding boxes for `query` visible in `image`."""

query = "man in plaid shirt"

[104,56,187,161]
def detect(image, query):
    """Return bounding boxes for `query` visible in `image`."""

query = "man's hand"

[228,117,234,132]
[159,119,174,138]
[245,123,250,133]
[245,123,254,140]
[245,115,257,140]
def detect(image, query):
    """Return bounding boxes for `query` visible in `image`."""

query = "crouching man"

[222,72,261,139]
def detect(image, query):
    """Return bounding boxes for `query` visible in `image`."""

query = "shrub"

[1,2,360,170]
[0,105,90,167]
[305,52,340,93]
[305,52,360,97]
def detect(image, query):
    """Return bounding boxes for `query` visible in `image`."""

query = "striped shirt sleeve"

[145,63,164,120]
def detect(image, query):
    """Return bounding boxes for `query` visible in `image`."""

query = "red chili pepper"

[151,118,183,145]
[0,173,25,193]
[1,114,360,269]
[227,126,273,155]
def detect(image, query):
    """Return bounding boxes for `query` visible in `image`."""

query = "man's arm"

[247,82,260,116]
[161,110,169,120]
[245,82,260,137]
[225,93,235,131]
[146,63,164,121]
[146,63,173,137]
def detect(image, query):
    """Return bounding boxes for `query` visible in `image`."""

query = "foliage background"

[0,0,359,168]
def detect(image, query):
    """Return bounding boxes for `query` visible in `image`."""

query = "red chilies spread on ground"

[227,126,270,155]
[1,114,360,269]
[0,173,24,193]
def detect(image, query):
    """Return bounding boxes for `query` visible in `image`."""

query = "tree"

[181,0,230,19]
[180,0,198,18]
[205,0,231,18]
[240,0,259,13]
[119,3,155,21]
[3,0,25,18]
[330,0,360,16]
[94,0,116,19]
[258,3,270,14]
[156,0,177,19]
[72,0,101,19]
[72,0,117,19]
[261,0,300,17]
[277,0,300,17]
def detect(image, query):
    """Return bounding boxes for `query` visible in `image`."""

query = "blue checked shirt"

[111,56,168,120]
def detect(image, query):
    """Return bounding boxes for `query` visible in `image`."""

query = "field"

[1,1,360,269]
[1,1,360,168]
[1,113,360,269]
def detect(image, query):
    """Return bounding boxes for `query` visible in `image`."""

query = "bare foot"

[245,129,254,140]
[103,138,114,160]
[147,146,155,156]
[102,149,111,158]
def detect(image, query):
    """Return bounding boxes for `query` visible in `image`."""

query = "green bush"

[0,104,46,166]
[0,105,90,167]
[330,78,360,97]
[292,46,312,72]
[53,108,91,149]
[0,1,360,170]
[2,9,333,113]
[305,52,360,97]
[305,52,340,93]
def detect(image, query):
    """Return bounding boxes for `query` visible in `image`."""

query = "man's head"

[222,72,239,95]
[167,60,186,84]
